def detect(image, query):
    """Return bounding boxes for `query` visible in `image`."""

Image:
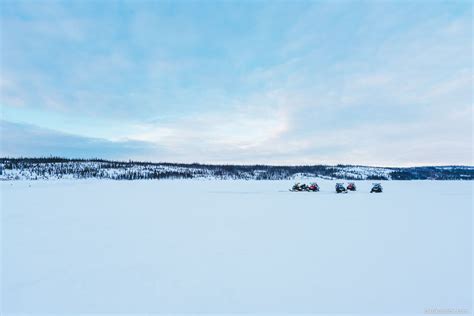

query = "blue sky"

[0,0,472,165]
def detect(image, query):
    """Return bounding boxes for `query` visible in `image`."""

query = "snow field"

[1,180,472,314]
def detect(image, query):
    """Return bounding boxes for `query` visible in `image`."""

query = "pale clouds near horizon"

[0,1,472,166]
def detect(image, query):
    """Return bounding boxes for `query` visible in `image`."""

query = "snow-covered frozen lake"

[1,180,472,315]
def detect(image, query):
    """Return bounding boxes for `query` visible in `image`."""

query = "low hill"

[1,157,472,181]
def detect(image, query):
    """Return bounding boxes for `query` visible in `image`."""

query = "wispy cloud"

[0,1,471,165]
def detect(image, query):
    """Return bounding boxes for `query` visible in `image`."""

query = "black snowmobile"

[346,182,356,191]
[290,183,305,192]
[335,183,347,193]
[370,183,383,193]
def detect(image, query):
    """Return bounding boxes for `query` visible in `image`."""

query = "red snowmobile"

[308,182,320,192]
[346,182,356,191]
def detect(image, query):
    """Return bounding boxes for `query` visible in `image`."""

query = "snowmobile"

[308,182,320,192]
[290,183,305,192]
[335,183,348,193]
[347,182,356,191]
[300,183,310,191]
[370,183,383,193]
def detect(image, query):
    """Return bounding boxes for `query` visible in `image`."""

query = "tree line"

[0,157,472,180]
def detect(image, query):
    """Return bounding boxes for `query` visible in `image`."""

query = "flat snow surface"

[1,180,472,315]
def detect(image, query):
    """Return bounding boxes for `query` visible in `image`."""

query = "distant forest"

[0,157,473,180]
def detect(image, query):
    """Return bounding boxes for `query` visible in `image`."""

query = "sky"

[0,0,472,166]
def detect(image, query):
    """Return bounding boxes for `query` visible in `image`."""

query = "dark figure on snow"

[335,183,347,193]
[370,183,383,193]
